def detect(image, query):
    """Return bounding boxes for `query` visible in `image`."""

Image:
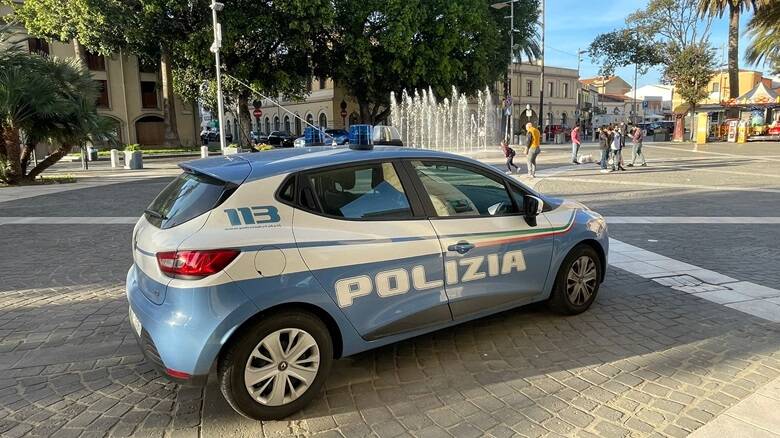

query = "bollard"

[200,146,209,158]
[110,149,120,168]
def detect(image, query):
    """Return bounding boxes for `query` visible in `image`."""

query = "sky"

[541,0,770,88]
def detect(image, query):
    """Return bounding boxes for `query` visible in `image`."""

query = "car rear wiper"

[144,209,168,220]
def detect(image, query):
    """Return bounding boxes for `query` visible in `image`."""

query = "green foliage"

[124,144,142,152]
[329,0,530,122]
[697,0,765,17]
[746,1,780,71]
[588,29,665,77]
[662,43,716,108]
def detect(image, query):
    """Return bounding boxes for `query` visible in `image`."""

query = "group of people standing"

[500,121,647,178]
[501,122,542,178]
[596,123,647,173]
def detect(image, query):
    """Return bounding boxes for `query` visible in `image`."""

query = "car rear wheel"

[548,244,602,315]
[218,311,333,420]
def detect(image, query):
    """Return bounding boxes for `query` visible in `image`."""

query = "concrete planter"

[223,147,240,155]
[124,151,143,169]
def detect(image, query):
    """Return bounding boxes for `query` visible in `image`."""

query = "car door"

[292,160,451,341]
[405,159,554,320]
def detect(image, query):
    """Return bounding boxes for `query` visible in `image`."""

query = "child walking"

[501,140,519,174]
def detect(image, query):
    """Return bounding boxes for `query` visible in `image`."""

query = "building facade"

[506,62,579,133]
[2,4,201,148]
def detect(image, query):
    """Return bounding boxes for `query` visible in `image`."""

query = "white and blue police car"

[127,126,609,420]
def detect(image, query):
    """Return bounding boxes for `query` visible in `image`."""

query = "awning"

[724,82,780,107]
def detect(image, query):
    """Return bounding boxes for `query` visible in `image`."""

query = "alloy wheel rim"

[244,328,320,406]
[566,256,597,306]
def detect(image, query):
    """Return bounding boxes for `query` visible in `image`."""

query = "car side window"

[303,162,413,219]
[410,160,517,217]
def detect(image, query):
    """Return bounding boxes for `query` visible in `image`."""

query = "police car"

[127,126,609,420]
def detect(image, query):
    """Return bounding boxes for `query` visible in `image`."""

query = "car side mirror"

[524,195,544,218]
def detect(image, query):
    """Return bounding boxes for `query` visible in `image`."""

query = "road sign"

[253,108,262,118]
[642,100,649,109]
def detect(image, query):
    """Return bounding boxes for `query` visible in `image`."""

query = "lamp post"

[538,0,545,140]
[576,49,586,127]
[491,0,519,144]
[210,1,227,153]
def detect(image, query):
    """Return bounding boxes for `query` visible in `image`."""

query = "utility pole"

[509,0,514,144]
[576,48,585,127]
[538,0,545,139]
[210,1,227,153]
[633,63,638,125]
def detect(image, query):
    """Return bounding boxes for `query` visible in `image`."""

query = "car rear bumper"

[126,264,260,379]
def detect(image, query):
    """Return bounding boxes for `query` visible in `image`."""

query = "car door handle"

[448,241,475,254]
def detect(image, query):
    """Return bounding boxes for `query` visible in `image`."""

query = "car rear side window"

[303,162,413,219]
[145,171,233,229]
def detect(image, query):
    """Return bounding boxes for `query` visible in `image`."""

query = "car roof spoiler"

[179,155,252,185]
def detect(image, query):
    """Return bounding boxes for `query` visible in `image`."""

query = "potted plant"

[124,144,143,169]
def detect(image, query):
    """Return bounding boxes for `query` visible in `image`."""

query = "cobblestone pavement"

[1,142,779,437]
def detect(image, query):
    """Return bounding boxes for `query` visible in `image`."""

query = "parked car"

[203,130,233,143]
[129,143,608,420]
[267,131,295,148]
[250,131,269,145]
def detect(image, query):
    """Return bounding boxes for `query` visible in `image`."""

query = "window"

[295,117,302,135]
[278,177,296,203]
[306,113,314,127]
[284,115,291,132]
[563,82,569,98]
[27,38,49,56]
[85,51,106,71]
[96,80,109,108]
[140,81,158,109]
[274,116,280,131]
[318,113,327,128]
[561,112,567,126]
[145,171,234,229]
[303,163,413,219]
[411,161,516,217]
[712,82,720,93]
[547,81,554,97]
[526,80,533,97]
[319,77,326,90]
[264,117,270,133]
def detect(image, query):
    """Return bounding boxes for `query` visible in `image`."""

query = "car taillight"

[156,249,240,278]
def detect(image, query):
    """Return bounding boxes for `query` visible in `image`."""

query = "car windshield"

[145,171,233,229]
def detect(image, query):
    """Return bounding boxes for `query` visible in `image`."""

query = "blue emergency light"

[349,124,374,150]
[304,126,325,146]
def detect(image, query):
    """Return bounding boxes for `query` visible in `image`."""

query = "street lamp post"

[210,1,227,153]
[538,0,545,139]
[491,0,520,144]
[576,49,586,127]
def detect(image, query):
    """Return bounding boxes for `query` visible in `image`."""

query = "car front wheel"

[548,244,602,315]
[218,311,333,420]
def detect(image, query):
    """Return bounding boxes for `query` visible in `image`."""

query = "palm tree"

[745,1,780,72]
[698,0,765,103]
[0,51,115,184]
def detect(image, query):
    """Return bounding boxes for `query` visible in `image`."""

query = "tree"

[328,0,526,124]
[12,0,210,146]
[174,0,332,145]
[745,1,780,73]
[0,51,115,184]
[628,0,713,50]
[662,43,716,140]
[588,29,665,121]
[698,0,765,103]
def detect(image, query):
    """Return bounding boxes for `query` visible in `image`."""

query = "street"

[1,142,779,438]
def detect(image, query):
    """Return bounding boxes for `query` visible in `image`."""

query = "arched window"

[306,113,314,127]
[561,112,567,127]
[318,113,327,128]
[284,115,291,132]
[294,115,302,135]
[273,116,280,131]
[264,117,270,133]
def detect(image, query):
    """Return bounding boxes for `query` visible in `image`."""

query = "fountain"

[389,86,500,152]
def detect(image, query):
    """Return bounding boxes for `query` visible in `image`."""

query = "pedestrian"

[500,140,519,174]
[525,122,541,178]
[610,126,625,171]
[571,125,582,164]
[628,126,647,167]
[599,126,610,173]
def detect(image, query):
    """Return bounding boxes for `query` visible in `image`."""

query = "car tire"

[547,244,602,315]
[218,310,333,420]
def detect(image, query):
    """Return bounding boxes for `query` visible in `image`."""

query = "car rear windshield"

[145,171,233,229]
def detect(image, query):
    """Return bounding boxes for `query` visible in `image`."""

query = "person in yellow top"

[525,122,541,178]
